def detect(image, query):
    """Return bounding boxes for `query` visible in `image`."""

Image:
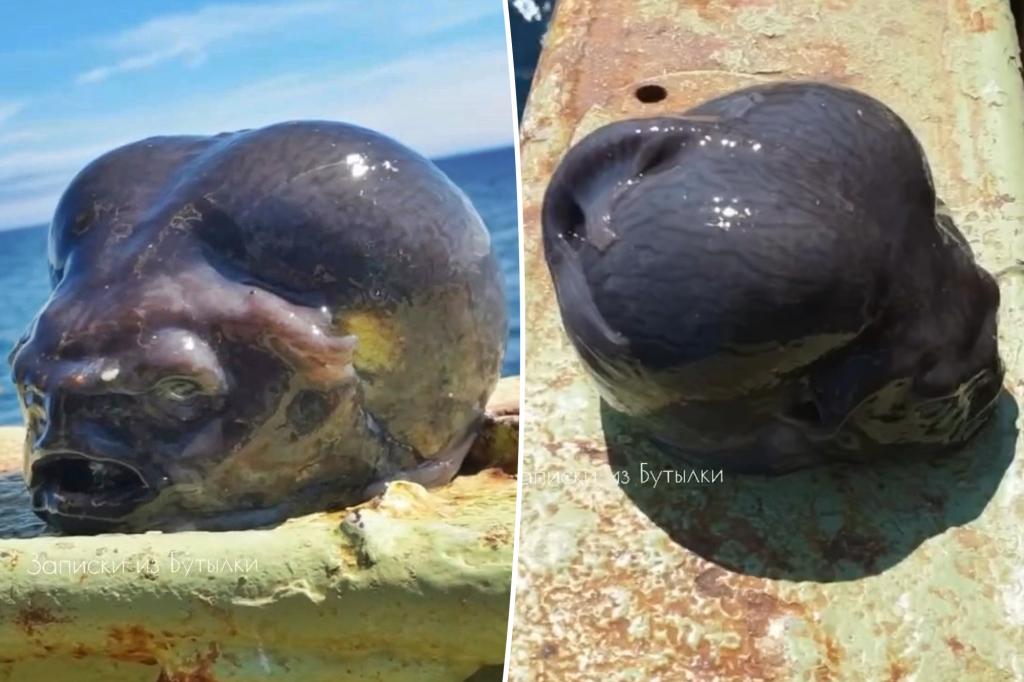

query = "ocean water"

[0,146,520,426]
[508,0,555,118]
[434,146,521,379]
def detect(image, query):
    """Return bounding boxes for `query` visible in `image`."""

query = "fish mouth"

[30,453,156,532]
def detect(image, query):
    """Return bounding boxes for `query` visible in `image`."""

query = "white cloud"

[0,38,513,229]
[0,101,25,127]
[74,0,501,86]
[0,130,47,147]
[76,1,337,84]
[77,45,205,85]
[179,42,514,154]
[406,2,502,35]
[0,143,114,182]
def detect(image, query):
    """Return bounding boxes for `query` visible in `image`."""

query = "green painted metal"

[511,1,1024,679]
[0,379,518,680]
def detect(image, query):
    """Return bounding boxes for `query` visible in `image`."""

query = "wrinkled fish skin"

[544,82,1002,473]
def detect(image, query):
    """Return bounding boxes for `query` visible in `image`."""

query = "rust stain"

[690,0,776,22]
[482,524,512,550]
[954,0,987,31]
[811,630,844,680]
[560,439,610,464]
[956,0,996,34]
[946,636,967,655]
[539,5,735,124]
[532,538,807,680]
[967,10,995,32]
[585,38,855,130]
[157,643,221,682]
[887,659,909,682]
[694,566,733,598]
[953,527,986,549]
[13,605,67,636]
[107,624,166,665]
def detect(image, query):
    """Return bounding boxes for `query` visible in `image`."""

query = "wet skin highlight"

[10,121,507,533]
[543,82,1002,473]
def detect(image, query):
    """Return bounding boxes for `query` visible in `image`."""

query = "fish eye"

[146,376,218,424]
[153,377,204,402]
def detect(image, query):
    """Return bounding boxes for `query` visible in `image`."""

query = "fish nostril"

[542,184,588,258]
[561,199,586,246]
[633,133,688,178]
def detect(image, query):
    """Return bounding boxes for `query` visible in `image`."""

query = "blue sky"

[0,0,514,229]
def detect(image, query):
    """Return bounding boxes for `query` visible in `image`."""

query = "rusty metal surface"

[0,378,519,680]
[511,1,1024,679]
[0,471,515,681]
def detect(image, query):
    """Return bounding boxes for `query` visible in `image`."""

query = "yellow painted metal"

[511,1,1024,679]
